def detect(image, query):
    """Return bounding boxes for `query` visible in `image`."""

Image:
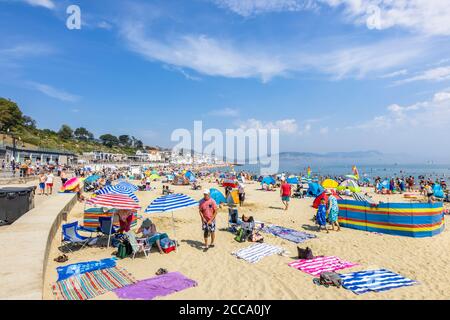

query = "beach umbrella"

[222,178,238,188]
[84,175,100,184]
[145,194,198,251]
[149,174,161,181]
[62,177,81,191]
[322,179,339,189]
[116,181,139,192]
[95,185,139,203]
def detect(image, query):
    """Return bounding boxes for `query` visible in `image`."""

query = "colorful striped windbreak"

[83,207,138,231]
[337,200,445,238]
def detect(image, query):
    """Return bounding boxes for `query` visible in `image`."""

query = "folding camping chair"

[61,221,94,252]
[228,207,241,231]
[126,231,151,259]
[97,216,119,248]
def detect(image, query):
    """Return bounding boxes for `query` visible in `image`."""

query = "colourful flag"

[307,166,311,178]
[352,165,359,180]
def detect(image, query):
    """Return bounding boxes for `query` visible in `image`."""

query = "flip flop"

[156,268,168,275]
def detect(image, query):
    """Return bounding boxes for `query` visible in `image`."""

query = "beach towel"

[261,225,316,244]
[352,192,377,205]
[56,258,117,282]
[339,269,417,295]
[52,267,136,300]
[232,243,285,263]
[114,272,197,300]
[288,256,358,277]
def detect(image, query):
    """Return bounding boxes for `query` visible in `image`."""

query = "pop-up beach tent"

[287,177,299,184]
[337,179,361,193]
[312,189,341,209]
[261,176,276,185]
[307,182,324,197]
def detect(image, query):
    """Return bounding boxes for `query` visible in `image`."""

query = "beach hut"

[338,199,445,238]
[322,179,339,189]
[145,194,198,251]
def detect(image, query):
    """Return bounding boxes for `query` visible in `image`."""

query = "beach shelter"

[345,175,359,180]
[338,179,361,193]
[312,189,341,209]
[322,179,339,189]
[307,182,324,197]
[84,175,100,184]
[378,179,390,190]
[86,194,141,247]
[209,188,227,205]
[433,184,444,198]
[95,185,139,203]
[151,170,158,175]
[261,176,276,185]
[166,174,174,181]
[145,194,199,251]
[286,177,299,184]
[185,171,195,180]
[362,177,372,184]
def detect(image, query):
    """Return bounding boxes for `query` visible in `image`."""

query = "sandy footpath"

[43,180,450,300]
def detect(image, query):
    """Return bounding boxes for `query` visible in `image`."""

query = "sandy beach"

[43,179,450,300]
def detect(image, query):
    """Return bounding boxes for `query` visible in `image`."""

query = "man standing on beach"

[280,177,292,211]
[199,189,218,252]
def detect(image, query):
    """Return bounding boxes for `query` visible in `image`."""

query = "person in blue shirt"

[316,198,329,233]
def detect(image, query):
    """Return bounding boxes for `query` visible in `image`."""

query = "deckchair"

[61,222,93,252]
[97,216,119,248]
[126,231,151,259]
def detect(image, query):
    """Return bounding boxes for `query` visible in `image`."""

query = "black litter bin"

[0,186,36,225]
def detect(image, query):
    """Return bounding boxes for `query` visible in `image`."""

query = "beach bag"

[116,239,132,259]
[234,228,246,242]
[318,272,342,288]
[297,246,314,260]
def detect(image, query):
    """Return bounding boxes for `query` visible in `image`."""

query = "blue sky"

[1,0,450,161]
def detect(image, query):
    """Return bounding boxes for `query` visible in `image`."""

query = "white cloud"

[27,81,80,102]
[209,108,240,117]
[396,66,450,84]
[319,127,329,134]
[379,69,408,79]
[213,0,318,17]
[237,118,304,135]
[351,89,450,130]
[23,0,55,9]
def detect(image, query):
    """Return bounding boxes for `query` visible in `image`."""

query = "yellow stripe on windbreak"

[339,218,444,232]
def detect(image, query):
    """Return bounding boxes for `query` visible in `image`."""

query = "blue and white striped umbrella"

[116,181,139,192]
[95,185,139,203]
[145,194,198,213]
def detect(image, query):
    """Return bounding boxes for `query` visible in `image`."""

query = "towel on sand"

[339,269,417,295]
[288,256,358,277]
[114,272,197,300]
[52,267,136,300]
[261,225,316,244]
[232,243,285,263]
[56,257,117,281]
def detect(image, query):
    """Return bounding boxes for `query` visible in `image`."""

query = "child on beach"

[316,198,329,233]
[38,173,46,195]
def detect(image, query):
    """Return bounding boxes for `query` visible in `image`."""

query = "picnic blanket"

[232,243,285,263]
[56,258,117,281]
[52,267,136,300]
[261,225,316,244]
[288,256,358,277]
[114,272,197,300]
[339,269,417,295]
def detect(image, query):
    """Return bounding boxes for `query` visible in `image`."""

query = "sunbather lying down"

[137,218,168,254]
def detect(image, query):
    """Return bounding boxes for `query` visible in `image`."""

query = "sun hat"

[142,218,152,228]
[203,189,210,195]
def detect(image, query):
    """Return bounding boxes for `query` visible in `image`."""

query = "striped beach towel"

[288,256,358,277]
[232,243,285,264]
[339,269,417,295]
[52,267,137,300]
[261,225,316,244]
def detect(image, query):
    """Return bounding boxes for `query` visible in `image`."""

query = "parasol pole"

[171,210,179,252]
[107,210,114,249]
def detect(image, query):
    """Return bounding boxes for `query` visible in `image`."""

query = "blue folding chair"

[61,221,93,252]
[97,216,119,248]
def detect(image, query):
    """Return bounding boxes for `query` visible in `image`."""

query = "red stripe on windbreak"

[340,206,443,216]
[340,216,443,229]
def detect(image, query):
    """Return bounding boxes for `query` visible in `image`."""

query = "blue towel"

[261,225,316,244]
[340,269,417,295]
[56,258,117,282]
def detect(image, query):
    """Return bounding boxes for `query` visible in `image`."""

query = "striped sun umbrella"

[145,194,198,251]
[95,185,139,203]
[86,194,141,210]
[116,181,139,192]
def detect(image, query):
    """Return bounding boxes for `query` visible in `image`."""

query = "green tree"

[135,139,144,149]
[0,98,24,132]
[58,124,74,140]
[23,115,37,129]
[99,134,119,148]
[74,127,94,141]
[119,135,131,147]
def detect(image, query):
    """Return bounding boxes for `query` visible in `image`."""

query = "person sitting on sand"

[137,218,167,254]
[316,198,329,233]
[241,214,255,239]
